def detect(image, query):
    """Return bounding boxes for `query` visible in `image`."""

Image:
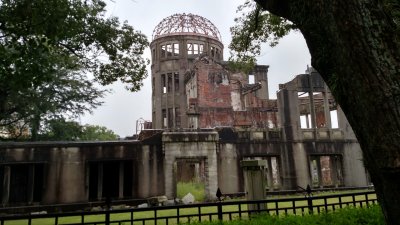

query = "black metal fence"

[0,190,377,225]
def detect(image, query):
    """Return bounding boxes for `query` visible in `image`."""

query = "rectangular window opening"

[248,74,255,84]
[216,48,221,60]
[187,43,193,55]
[167,44,173,57]
[123,161,133,197]
[162,109,167,128]
[199,44,204,54]
[300,114,312,129]
[167,73,173,93]
[330,109,339,128]
[174,72,179,92]
[173,43,179,56]
[161,74,166,94]
[211,46,215,58]
[168,108,174,128]
[193,44,199,55]
[161,45,166,58]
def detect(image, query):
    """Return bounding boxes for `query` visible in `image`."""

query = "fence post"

[306,185,313,214]
[105,197,111,225]
[216,188,223,221]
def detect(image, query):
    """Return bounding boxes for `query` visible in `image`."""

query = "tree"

[39,118,83,141]
[39,119,119,141]
[20,68,105,141]
[80,124,119,141]
[0,0,149,133]
[230,1,400,224]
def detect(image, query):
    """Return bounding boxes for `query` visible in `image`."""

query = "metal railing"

[0,190,377,225]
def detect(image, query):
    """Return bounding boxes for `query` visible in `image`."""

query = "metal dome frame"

[152,13,222,41]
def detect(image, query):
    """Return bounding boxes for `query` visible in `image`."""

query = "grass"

[188,205,385,225]
[177,181,206,202]
[2,191,377,225]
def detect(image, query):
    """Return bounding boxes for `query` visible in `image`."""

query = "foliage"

[177,181,205,202]
[0,0,149,138]
[2,68,106,141]
[80,124,119,141]
[189,205,384,225]
[38,118,83,141]
[228,0,294,70]
[38,118,119,141]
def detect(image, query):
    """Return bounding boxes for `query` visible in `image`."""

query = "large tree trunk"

[255,0,400,224]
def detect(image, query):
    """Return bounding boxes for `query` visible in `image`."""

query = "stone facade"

[0,14,370,210]
[0,122,369,208]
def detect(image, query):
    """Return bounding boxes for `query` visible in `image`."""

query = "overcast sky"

[80,0,311,137]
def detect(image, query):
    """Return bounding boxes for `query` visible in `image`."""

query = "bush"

[189,205,384,225]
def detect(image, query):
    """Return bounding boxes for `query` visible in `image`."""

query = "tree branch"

[254,0,291,19]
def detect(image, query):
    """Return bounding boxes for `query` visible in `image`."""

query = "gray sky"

[80,0,311,137]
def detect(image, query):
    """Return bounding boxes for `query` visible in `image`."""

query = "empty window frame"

[216,48,221,60]
[161,45,166,58]
[173,43,180,56]
[167,44,173,57]
[248,74,255,84]
[0,163,44,205]
[210,46,215,58]
[88,161,133,201]
[161,74,167,94]
[193,44,199,55]
[310,155,343,187]
[187,43,203,55]
[162,109,167,128]
[187,43,193,55]
[152,48,155,61]
[199,44,204,54]
[174,72,179,92]
[168,108,174,128]
[167,73,173,93]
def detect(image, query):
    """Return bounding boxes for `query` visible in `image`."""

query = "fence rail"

[0,190,377,225]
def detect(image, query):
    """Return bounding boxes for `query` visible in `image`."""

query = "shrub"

[189,205,384,225]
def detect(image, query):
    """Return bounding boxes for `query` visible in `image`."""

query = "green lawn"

[2,191,377,225]
[177,181,206,202]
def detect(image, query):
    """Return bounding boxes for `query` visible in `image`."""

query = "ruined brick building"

[150,13,276,130]
[0,14,369,210]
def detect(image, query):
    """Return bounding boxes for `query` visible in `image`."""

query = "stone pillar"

[343,144,368,186]
[323,85,332,128]
[44,147,85,204]
[137,146,150,198]
[118,162,124,199]
[292,143,310,189]
[308,75,317,129]
[240,160,267,212]
[97,163,103,200]
[1,166,10,206]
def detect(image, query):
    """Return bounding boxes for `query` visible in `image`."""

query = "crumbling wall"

[186,58,278,129]
[0,141,164,206]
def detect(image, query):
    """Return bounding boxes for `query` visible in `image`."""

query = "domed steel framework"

[152,13,222,41]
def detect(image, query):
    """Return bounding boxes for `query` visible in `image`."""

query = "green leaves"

[229,0,295,69]
[38,119,120,141]
[0,0,149,138]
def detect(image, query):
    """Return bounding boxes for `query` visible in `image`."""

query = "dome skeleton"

[152,13,222,41]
